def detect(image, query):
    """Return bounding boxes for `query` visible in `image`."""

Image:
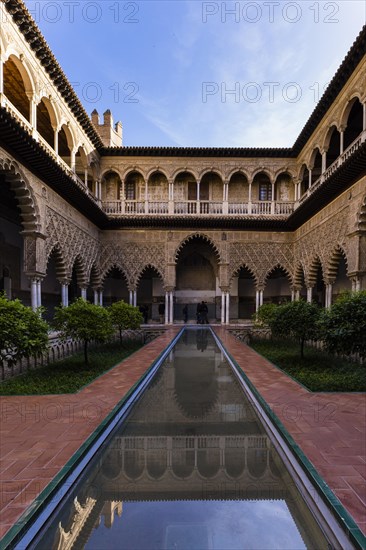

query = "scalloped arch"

[0,157,41,233]
[264,264,293,286]
[46,244,68,281]
[101,263,129,286]
[69,255,88,287]
[230,263,258,286]
[326,246,349,282]
[135,263,165,287]
[358,194,366,231]
[174,233,221,263]
[308,256,325,287]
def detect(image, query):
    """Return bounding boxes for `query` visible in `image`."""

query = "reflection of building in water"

[54,498,122,550]
[51,337,326,549]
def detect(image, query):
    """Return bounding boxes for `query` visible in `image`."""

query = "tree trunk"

[300,337,305,359]
[84,340,89,366]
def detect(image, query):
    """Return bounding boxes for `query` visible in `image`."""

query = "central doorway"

[175,236,220,322]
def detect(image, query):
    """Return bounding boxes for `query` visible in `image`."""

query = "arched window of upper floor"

[102,171,122,201]
[311,148,322,186]
[343,98,363,151]
[58,124,74,168]
[300,164,309,196]
[325,126,341,168]
[253,172,272,201]
[36,97,57,148]
[3,57,31,121]
[274,172,294,202]
[125,171,141,200]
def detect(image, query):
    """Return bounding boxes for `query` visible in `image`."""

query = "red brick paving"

[214,327,366,536]
[0,329,179,540]
[0,326,365,541]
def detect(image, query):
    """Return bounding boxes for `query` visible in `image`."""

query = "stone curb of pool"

[0,328,184,550]
[212,331,366,550]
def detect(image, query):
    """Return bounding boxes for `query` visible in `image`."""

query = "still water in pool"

[34,329,329,549]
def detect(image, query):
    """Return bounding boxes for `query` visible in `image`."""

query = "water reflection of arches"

[197,445,220,479]
[124,448,145,481]
[247,448,267,478]
[174,359,218,419]
[172,440,195,479]
[147,440,168,480]
[102,450,122,480]
[224,438,246,478]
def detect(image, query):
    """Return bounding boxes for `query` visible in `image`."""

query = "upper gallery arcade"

[0,0,365,323]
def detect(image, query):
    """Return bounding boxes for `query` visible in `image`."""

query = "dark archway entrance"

[0,176,25,303]
[175,237,219,322]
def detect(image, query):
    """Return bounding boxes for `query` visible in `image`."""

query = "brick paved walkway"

[0,329,179,540]
[0,326,365,542]
[214,328,366,536]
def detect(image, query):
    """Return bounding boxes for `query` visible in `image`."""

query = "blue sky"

[24,1,366,147]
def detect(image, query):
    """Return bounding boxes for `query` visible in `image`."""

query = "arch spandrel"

[229,242,294,290]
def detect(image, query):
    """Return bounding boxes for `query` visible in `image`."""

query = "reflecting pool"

[32,329,330,549]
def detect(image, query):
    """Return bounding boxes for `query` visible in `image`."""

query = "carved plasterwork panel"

[229,242,294,288]
[45,208,99,280]
[99,242,166,289]
[294,208,353,283]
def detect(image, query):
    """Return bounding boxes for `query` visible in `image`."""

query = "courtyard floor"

[0,326,365,543]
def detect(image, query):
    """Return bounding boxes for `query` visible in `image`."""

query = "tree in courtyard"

[270,300,321,358]
[109,300,143,345]
[319,291,366,359]
[53,298,114,366]
[253,303,278,328]
[0,294,49,379]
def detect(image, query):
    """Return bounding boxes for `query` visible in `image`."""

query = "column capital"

[164,286,175,293]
